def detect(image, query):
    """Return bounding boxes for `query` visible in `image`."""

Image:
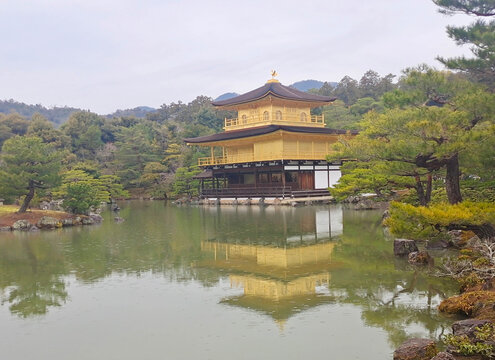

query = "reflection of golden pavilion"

[197,206,343,326]
[199,240,337,325]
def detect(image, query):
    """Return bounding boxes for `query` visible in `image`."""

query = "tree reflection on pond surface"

[0,201,458,353]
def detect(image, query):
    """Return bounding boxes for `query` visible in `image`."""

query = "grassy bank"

[0,205,74,227]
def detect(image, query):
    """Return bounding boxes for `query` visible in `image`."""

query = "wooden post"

[282,167,286,198]
[210,147,214,163]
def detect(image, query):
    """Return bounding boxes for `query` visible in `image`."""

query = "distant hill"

[107,106,156,118]
[0,99,82,127]
[290,80,337,92]
[214,92,239,101]
[0,99,157,125]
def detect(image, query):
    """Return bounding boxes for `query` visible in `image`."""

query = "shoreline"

[0,205,102,231]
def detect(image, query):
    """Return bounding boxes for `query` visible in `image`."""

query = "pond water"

[0,201,458,359]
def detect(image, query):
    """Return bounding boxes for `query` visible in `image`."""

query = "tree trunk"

[415,176,427,206]
[18,180,35,213]
[445,154,462,204]
[425,174,432,205]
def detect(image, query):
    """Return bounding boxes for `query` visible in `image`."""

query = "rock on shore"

[394,239,419,257]
[393,338,437,360]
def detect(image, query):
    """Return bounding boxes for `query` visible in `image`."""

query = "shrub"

[443,324,495,357]
[385,201,495,240]
[63,183,100,214]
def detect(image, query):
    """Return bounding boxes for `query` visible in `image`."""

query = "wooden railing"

[198,151,332,166]
[224,113,324,130]
[202,186,292,198]
[200,187,331,198]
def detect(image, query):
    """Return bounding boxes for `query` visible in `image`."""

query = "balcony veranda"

[198,150,333,166]
[224,113,324,131]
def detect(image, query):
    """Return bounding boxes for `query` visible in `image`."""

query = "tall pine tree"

[433,0,495,88]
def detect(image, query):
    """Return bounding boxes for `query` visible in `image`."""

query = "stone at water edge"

[12,219,32,231]
[393,338,437,360]
[114,217,125,223]
[81,217,94,225]
[431,352,455,360]
[61,218,74,227]
[452,319,491,340]
[37,216,62,229]
[408,251,434,265]
[394,239,419,256]
[89,214,103,223]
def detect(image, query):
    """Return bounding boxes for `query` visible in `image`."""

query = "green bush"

[385,201,495,240]
[63,183,100,214]
[443,324,494,357]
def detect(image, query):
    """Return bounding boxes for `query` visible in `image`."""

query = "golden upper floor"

[212,79,335,131]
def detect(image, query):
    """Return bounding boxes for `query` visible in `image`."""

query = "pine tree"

[0,136,62,212]
[433,0,495,88]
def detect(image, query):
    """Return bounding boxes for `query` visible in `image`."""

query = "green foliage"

[170,166,201,198]
[330,66,495,205]
[0,99,81,126]
[431,180,495,203]
[54,169,128,203]
[0,136,62,205]
[433,0,495,88]
[329,162,414,201]
[444,323,495,356]
[62,183,100,214]
[321,70,397,106]
[0,113,30,148]
[27,113,70,149]
[385,201,495,240]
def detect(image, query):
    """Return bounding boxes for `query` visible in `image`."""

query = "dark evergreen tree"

[433,0,495,88]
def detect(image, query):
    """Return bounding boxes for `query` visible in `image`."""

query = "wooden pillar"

[282,167,286,198]
[254,168,258,189]
[210,147,214,163]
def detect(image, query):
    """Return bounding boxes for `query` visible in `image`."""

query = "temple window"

[263,111,269,121]
[259,173,269,183]
[270,173,282,183]
[242,115,248,124]
[300,112,307,122]
[275,110,282,121]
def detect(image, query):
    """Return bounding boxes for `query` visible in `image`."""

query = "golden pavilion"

[185,75,355,199]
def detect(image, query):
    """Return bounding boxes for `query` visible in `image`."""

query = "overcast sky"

[0,0,474,114]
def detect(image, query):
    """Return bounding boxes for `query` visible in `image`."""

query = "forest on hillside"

[0,69,397,205]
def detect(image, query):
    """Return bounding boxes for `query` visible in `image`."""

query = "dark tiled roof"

[184,125,356,144]
[193,169,213,178]
[212,81,335,107]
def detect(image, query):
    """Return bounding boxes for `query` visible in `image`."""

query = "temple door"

[299,171,314,190]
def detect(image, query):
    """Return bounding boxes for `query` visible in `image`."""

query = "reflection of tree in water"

[329,209,458,348]
[0,235,68,318]
[0,201,459,335]
[0,203,222,317]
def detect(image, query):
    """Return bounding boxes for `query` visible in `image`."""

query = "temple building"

[185,75,356,199]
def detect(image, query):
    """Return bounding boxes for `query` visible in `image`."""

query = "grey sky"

[0,0,473,114]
